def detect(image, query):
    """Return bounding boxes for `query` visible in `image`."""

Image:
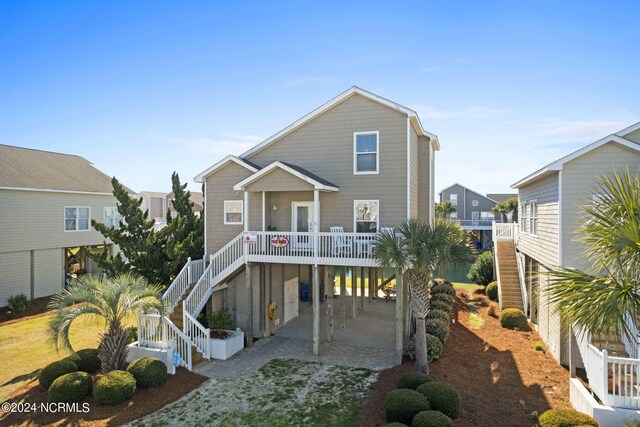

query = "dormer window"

[354,131,379,174]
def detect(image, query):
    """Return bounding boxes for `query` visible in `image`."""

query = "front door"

[284,277,299,323]
[291,202,314,250]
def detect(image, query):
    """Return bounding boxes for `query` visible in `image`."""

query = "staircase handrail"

[184,309,210,359]
[515,248,528,317]
[163,257,192,310]
[163,315,193,371]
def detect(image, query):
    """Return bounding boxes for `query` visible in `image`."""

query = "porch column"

[262,191,266,231]
[360,267,365,310]
[340,266,347,329]
[313,264,320,355]
[395,268,404,364]
[244,191,250,232]
[403,271,410,348]
[326,266,334,343]
[351,266,357,318]
[246,262,253,347]
[313,189,320,259]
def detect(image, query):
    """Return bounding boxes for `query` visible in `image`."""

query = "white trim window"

[353,131,379,174]
[224,200,243,225]
[65,206,90,231]
[354,200,379,232]
[104,207,123,229]
[520,203,527,233]
[529,201,538,236]
[481,211,494,220]
[450,193,458,206]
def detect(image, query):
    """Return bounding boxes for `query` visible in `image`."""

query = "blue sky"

[1,1,639,195]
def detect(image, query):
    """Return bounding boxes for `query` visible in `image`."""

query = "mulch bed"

[1,297,52,326]
[356,289,571,426]
[0,368,207,427]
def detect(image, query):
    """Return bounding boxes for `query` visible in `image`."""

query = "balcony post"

[325,266,334,343]
[395,268,404,364]
[313,189,320,259]
[244,191,249,232]
[351,266,357,318]
[340,266,346,329]
[313,264,320,355]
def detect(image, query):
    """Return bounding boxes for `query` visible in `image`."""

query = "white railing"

[184,311,210,359]
[162,257,207,312]
[137,313,192,370]
[244,231,378,266]
[494,243,503,311]
[575,326,640,409]
[493,222,518,242]
[453,219,503,228]
[622,312,640,359]
[184,233,245,319]
[515,250,528,317]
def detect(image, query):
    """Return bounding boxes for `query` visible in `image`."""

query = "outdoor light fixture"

[272,205,277,211]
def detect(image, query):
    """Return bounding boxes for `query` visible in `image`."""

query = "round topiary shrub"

[486,281,499,301]
[416,382,460,419]
[467,249,494,286]
[499,308,528,330]
[385,423,408,427]
[426,309,450,322]
[126,357,167,388]
[39,360,78,391]
[430,293,454,307]
[384,389,431,425]
[429,300,452,313]
[94,370,136,406]
[411,410,455,427]
[397,372,432,390]
[430,283,455,297]
[67,348,101,374]
[47,371,92,403]
[538,409,598,427]
[425,333,444,361]
[425,319,450,344]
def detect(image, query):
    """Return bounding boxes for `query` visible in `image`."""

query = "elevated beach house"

[138,87,440,368]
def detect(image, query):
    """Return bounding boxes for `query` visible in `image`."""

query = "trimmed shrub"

[385,423,408,427]
[411,410,455,427]
[416,382,460,419]
[486,281,499,301]
[397,372,432,390]
[538,409,598,427]
[429,300,452,313]
[425,308,450,322]
[425,319,450,344]
[126,357,167,388]
[39,360,78,391]
[384,389,431,425]
[7,293,28,313]
[48,371,92,403]
[430,293,454,307]
[406,335,443,362]
[433,278,452,287]
[499,308,528,330]
[430,283,455,297]
[94,370,136,406]
[207,307,236,331]
[467,250,494,286]
[67,348,101,374]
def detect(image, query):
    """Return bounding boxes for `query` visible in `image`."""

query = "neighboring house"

[486,193,517,203]
[147,86,440,368]
[139,191,203,229]
[439,183,504,250]
[0,145,132,306]
[496,121,640,423]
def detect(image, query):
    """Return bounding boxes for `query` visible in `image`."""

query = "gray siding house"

[158,87,440,364]
[0,145,129,306]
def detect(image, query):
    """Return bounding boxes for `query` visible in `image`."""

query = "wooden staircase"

[592,334,629,358]
[169,283,205,366]
[496,241,524,311]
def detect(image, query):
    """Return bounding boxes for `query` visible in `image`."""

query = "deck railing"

[184,311,210,359]
[163,257,207,312]
[493,222,518,242]
[137,313,192,370]
[452,219,503,228]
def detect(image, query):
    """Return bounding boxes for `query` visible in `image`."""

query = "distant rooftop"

[486,193,517,203]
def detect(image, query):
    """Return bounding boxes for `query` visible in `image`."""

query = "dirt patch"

[0,368,207,427]
[356,289,571,426]
[0,297,52,326]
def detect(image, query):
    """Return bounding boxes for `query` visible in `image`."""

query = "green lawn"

[453,282,483,293]
[133,359,375,427]
[0,313,133,401]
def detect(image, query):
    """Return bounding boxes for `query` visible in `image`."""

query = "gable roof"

[0,144,133,194]
[194,155,259,183]
[239,86,440,159]
[233,161,339,192]
[615,120,640,137]
[512,134,640,189]
[486,193,517,203]
[439,183,500,204]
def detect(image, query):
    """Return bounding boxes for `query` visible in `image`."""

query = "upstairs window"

[529,201,538,236]
[354,132,379,174]
[520,203,527,233]
[224,200,243,225]
[104,207,123,229]
[354,200,379,232]
[481,211,494,220]
[450,193,458,206]
[65,207,90,231]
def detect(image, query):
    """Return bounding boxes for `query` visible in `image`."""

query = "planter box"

[127,341,176,374]
[209,329,245,360]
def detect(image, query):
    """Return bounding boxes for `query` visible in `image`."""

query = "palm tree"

[435,201,457,219]
[48,273,164,372]
[374,219,470,374]
[546,170,640,341]
[492,197,519,223]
